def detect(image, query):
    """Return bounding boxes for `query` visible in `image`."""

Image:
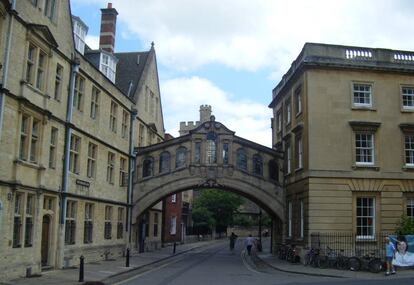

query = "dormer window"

[100,53,117,83]
[72,16,88,55]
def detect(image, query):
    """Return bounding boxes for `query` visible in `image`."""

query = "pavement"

[4,238,414,285]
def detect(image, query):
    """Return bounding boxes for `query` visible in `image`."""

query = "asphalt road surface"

[114,239,414,285]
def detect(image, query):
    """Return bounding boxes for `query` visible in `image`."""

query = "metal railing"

[310,232,394,258]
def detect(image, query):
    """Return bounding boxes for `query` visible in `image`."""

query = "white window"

[277,111,282,132]
[49,127,58,168]
[402,87,414,110]
[25,44,48,92]
[288,202,292,238]
[171,194,176,203]
[119,157,128,187]
[170,216,177,235]
[54,64,63,101]
[353,83,372,107]
[73,75,85,112]
[73,19,87,55]
[405,135,414,167]
[90,87,100,120]
[355,133,374,165]
[285,102,291,125]
[300,200,304,239]
[19,114,41,163]
[121,110,129,139]
[104,206,112,239]
[69,135,81,174]
[109,101,117,133]
[407,198,414,218]
[296,136,303,169]
[286,144,291,174]
[65,200,77,244]
[100,53,117,83]
[356,197,375,239]
[87,143,97,178]
[84,203,93,244]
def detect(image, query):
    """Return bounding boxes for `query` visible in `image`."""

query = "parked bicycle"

[349,252,382,273]
[304,248,321,267]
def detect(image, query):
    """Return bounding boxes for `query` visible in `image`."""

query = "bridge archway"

[132,118,285,247]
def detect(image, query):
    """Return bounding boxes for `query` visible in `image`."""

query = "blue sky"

[71,0,414,147]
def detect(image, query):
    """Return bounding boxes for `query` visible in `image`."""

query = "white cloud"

[81,0,414,75]
[85,35,99,50]
[161,76,272,147]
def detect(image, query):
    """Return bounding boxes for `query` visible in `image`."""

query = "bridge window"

[159,152,171,174]
[236,148,247,171]
[268,159,279,182]
[222,143,229,165]
[206,132,217,164]
[142,157,154,177]
[194,142,201,164]
[176,147,187,168]
[252,154,263,176]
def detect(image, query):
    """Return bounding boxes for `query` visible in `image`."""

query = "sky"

[70,0,414,147]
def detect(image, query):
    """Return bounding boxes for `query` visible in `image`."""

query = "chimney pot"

[108,3,112,9]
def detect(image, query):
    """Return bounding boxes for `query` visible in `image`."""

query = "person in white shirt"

[393,239,414,267]
[245,234,255,256]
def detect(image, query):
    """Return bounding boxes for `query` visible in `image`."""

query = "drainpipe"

[127,109,137,247]
[0,0,16,140]
[57,59,79,268]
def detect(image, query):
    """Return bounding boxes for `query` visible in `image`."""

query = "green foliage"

[193,189,243,229]
[396,214,414,235]
[232,214,254,227]
[192,207,215,228]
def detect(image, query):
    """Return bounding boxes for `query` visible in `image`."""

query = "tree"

[192,206,215,234]
[396,214,414,235]
[193,189,243,234]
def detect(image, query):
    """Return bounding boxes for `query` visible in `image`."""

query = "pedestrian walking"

[245,234,255,256]
[385,236,396,276]
[229,232,238,251]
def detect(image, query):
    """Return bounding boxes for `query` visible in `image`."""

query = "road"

[113,239,414,285]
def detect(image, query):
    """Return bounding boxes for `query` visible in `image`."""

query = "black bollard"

[173,242,176,254]
[126,248,130,267]
[79,255,84,282]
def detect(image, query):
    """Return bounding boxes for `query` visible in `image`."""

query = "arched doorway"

[41,215,51,266]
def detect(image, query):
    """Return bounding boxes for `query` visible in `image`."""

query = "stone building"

[0,1,165,281]
[269,43,414,246]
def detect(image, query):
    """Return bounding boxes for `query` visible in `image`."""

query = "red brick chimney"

[99,3,118,53]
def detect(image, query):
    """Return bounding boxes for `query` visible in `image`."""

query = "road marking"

[240,250,261,275]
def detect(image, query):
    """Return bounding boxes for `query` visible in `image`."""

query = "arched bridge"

[132,118,285,221]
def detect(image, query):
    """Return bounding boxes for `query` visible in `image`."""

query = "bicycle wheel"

[369,259,383,273]
[348,257,361,271]
[337,257,350,270]
[318,256,328,269]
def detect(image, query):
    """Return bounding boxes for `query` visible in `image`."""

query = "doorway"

[41,215,51,266]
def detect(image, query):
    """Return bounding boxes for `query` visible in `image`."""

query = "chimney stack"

[99,3,118,53]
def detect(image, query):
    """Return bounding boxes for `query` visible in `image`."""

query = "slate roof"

[115,51,150,97]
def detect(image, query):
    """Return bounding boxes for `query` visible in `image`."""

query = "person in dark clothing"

[229,232,238,251]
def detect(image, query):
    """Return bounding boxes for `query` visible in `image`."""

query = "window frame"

[355,132,375,166]
[19,114,42,164]
[295,135,303,170]
[106,152,115,184]
[73,74,85,112]
[121,110,129,139]
[83,203,93,244]
[175,147,187,169]
[117,208,124,239]
[401,86,414,111]
[54,64,63,101]
[65,200,77,245]
[119,157,128,186]
[69,134,81,174]
[49,127,58,169]
[352,82,373,108]
[90,86,100,120]
[104,206,112,240]
[404,133,414,167]
[355,196,376,240]
[87,142,97,178]
[109,101,118,133]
